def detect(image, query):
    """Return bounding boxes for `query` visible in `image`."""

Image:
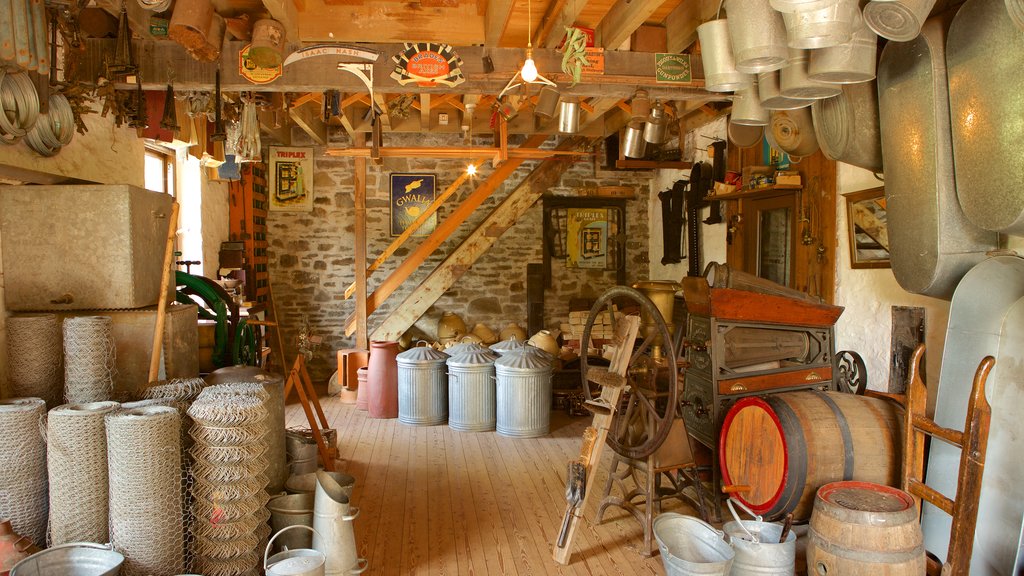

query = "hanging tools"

[159,83,179,131]
[210,68,226,141]
[557,461,586,547]
[106,4,136,79]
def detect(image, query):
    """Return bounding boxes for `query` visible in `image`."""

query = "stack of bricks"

[562,305,619,353]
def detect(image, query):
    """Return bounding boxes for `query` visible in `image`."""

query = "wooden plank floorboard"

[285,400,675,575]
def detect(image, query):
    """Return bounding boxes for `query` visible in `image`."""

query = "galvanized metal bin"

[396,345,449,426]
[0,185,173,311]
[446,349,498,432]
[494,349,553,438]
[489,337,528,356]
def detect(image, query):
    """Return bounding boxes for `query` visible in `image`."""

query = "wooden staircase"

[370,137,591,341]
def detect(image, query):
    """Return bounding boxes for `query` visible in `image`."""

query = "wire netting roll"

[7,314,62,407]
[106,406,184,576]
[0,398,48,547]
[64,316,116,403]
[142,378,207,404]
[47,401,120,545]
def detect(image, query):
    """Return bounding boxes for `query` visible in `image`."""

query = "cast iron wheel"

[579,285,679,460]
[835,350,868,394]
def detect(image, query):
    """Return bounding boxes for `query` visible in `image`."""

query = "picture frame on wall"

[845,186,891,269]
[390,173,437,236]
[268,147,314,211]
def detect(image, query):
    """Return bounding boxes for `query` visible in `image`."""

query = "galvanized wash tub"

[446,349,498,432]
[396,344,448,426]
[267,492,315,553]
[11,543,124,576]
[494,349,553,438]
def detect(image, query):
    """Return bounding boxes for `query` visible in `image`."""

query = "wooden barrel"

[806,481,925,575]
[719,390,902,520]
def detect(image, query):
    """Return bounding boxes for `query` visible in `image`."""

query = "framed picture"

[566,208,609,269]
[268,147,314,211]
[845,186,890,269]
[390,174,436,236]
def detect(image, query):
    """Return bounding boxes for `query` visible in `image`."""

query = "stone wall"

[266,132,654,382]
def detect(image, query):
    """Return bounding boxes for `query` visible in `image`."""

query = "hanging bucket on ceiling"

[808,16,878,84]
[782,0,858,48]
[863,0,937,41]
[697,20,752,92]
[758,71,811,110]
[812,80,883,172]
[558,97,580,134]
[728,121,765,148]
[535,86,561,119]
[653,513,735,576]
[768,108,820,159]
[264,526,326,576]
[731,80,769,126]
[770,0,842,12]
[780,49,842,99]
[249,19,287,68]
[726,0,789,73]
[631,89,652,122]
[623,122,647,158]
[723,499,797,576]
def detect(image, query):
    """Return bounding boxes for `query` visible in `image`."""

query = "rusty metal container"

[877,14,998,298]
[494,349,553,438]
[249,19,286,68]
[0,185,173,311]
[446,349,498,432]
[168,0,214,55]
[0,520,38,576]
[812,81,883,173]
[947,0,1024,235]
[396,344,448,426]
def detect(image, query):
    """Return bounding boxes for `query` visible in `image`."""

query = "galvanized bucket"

[862,0,936,41]
[728,121,765,148]
[768,108,820,159]
[758,71,811,110]
[653,513,735,576]
[286,431,320,476]
[268,493,315,553]
[286,471,355,498]
[723,499,797,576]
[396,344,448,426]
[726,0,788,73]
[11,543,124,576]
[807,19,878,84]
[312,471,367,575]
[623,121,647,158]
[447,349,498,432]
[731,81,769,126]
[780,49,841,100]
[782,0,858,49]
[494,350,553,438]
[697,19,751,92]
[264,526,326,576]
[811,81,883,172]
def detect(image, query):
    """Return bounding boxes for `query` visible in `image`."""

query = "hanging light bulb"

[521,52,539,83]
[467,163,477,175]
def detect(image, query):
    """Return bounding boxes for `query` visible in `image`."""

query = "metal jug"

[312,471,367,575]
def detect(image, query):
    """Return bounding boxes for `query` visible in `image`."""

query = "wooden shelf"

[708,185,802,201]
[615,159,693,170]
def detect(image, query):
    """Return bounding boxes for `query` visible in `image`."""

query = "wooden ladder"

[552,314,640,565]
[284,353,336,472]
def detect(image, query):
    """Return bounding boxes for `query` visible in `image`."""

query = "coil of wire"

[137,0,172,11]
[25,93,75,157]
[0,70,40,144]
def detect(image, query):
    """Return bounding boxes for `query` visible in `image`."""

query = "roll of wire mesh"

[0,398,48,547]
[0,69,40,145]
[6,314,63,407]
[25,92,75,157]
[47,401,120,545]
[106,405,185,576]
[187,383,271,575]
[63,316,116,403]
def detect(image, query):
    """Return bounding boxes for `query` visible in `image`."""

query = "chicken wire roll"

[6,314,62,407]
[106,406,185,576]
[0,398,48,547]
[47,401,120,545]
[63,316,116,403]
[142,377,207,404]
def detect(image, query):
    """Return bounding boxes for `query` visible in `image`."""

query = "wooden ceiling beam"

[540,0,587,48]
[578,97,624,136]
[484,0,516,46]
[372,93,392,130]
[289,99,328,144]
[665,0,718,54]
[325,146,591,159]
[420,94,432,131]
[596,0,666,50]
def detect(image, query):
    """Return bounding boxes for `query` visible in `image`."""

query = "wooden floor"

[285,395,699,576]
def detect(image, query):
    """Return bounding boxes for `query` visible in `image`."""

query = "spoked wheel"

[580,286,679,460]
[835,350,868,395]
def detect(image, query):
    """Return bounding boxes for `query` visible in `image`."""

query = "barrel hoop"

[809,528,925,564]
[764,395,807,518]
[818,393,855,480]
[718,396,788,515]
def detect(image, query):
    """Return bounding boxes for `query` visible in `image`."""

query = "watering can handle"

[350,558,369,574]
[726,498,762,544]
[264,525,323,571]
[342,506,361,522]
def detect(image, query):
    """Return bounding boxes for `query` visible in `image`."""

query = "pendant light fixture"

[498,0,556,97]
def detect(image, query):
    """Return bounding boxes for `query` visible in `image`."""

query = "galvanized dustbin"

[396,343,449,426]
[446,349,498,432]
[494,348,553,438]
[489,336,528,356]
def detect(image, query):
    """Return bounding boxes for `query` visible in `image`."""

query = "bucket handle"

[264,525,323,571]
[350,558,369,574]
[726,499,761,544]
[11,542,118,576]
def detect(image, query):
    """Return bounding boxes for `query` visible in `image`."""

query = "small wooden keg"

[806,481,925,575]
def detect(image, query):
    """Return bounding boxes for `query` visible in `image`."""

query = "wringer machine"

[572,263,857,553]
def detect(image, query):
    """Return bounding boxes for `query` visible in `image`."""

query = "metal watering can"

[723,499,797,576]
[265,525,326,576]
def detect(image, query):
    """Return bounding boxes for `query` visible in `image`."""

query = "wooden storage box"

[0,185,173,311]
